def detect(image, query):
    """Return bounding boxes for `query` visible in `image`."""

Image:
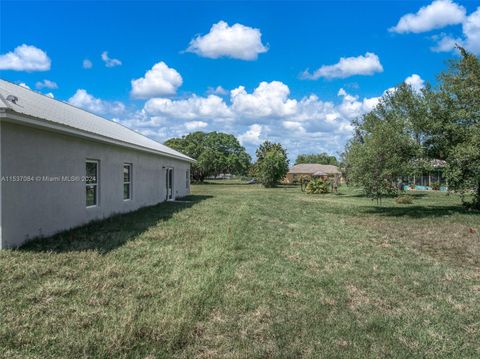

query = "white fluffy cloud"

[238,124,263,145]
[131,62,183,99]
[187,21,268,60]
[144,94,232,120]
[185,121,208,131]
[0,44,51,71]
[83,59,93,69]
[391,1,479,55]
[282,121,306,133]
[404,74,425,92]
[301,53,383,80]
[430,7,480,54]
[431,33,462,52]
[207,86,228,96]
[335,89,381,124]
[463,8,480,53]
[231,81,297,119]
[135,80,380,157]
[120,77,423,160]
[101,51,122,67]
[68,89,125,115]
[35,79,58,89]
[18,82,30,89]
[390,0,466,33]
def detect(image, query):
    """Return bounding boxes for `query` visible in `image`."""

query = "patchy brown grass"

[351,217,480,268]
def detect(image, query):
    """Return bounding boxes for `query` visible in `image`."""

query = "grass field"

[1,183,479,358]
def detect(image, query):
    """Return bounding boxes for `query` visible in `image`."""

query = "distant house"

[284,164,342,184]
[400,159,448,191]
[0,80,195,249]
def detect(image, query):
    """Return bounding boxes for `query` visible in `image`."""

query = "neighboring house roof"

[289,164,341,175]
[0,79,194,162]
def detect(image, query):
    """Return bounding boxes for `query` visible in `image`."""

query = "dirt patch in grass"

[351,216,480,268]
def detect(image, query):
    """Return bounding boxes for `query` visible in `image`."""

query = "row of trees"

[165,132,251,182]
[344,47,480,209]
[295,153,338,165]
[165,132,291,187]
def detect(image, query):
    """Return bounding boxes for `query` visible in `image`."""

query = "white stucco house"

[0,80,194,249]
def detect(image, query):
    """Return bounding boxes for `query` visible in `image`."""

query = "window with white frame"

[86,160,99,207]
[123,164,132,200]
[186,169,190,189]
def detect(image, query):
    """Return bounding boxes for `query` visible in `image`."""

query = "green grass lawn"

[1,183,479,358]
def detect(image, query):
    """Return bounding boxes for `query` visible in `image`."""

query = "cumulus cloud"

[390,0,479,55]
[207,85,228,96]
[282,121,305,133]
[462,8,480,54]
[187,21,268,60]
[83,59,93,69]
[185,121,208,131]
[404,74,425,92]
[45,92,54,98]
[18,82,30,89]
[0,44,51,71]
[238,124,263,145]
[431,33,462,52]
[144,94,232,120]
[68,89,125,115]
[231,81,297,119]
[35,79,58,89]
[301,53,383,80]
[138,80,382,160]
[390,0,466,33]
[122,80,412,160]
[101,51,122,67]
[131,62,183,99]
[430,7,480,54]
[140,80,378,137]
[336,88,380,120]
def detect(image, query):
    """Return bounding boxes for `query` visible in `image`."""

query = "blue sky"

[1,0,479,161]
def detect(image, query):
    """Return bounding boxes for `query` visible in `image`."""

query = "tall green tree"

[344,48,480,209]
[435,48,480,209]
[254,141,289,187]
[295,153,338,165]
[165,131,251,182]
[344,86,421,203]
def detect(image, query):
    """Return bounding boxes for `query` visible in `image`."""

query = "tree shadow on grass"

[199,180,250,186]
[362,205,480,219]
[19,195,212,254]
[346,192,430,199]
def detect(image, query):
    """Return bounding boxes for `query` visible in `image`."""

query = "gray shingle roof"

[289,164,341,175]
[0,79,194,162]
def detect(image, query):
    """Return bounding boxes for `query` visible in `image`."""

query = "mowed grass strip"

[0,183,479,358]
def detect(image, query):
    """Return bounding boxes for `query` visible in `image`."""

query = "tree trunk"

[476,179,480,210]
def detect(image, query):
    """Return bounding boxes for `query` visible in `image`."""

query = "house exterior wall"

[0,121,190,249]
[284,173,331,184]
[284,172,312,184]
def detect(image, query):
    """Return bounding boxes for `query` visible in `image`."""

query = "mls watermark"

[1,175,96,182]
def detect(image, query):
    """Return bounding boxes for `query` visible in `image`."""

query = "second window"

[123,164,132,200]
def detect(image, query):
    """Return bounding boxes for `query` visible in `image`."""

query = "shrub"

[395,195,413,204]
[299,175,309,192]
[306,178,329,194]
[431,181,440,190]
